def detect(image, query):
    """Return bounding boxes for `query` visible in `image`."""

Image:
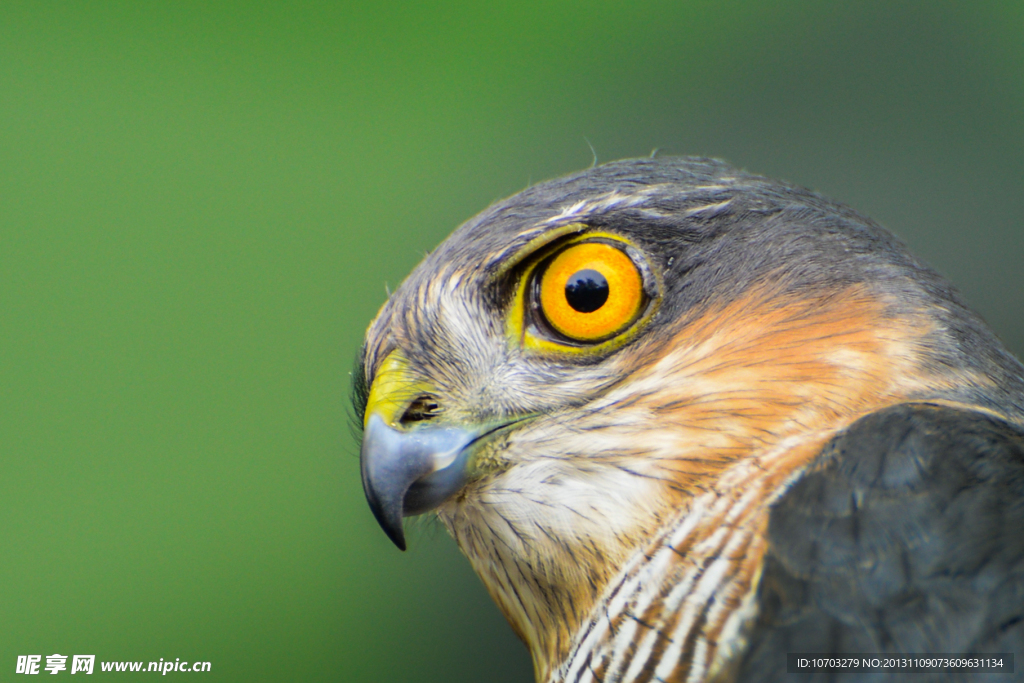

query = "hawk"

[354,158,1024,682]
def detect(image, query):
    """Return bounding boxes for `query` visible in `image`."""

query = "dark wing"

[731,403,1024,683]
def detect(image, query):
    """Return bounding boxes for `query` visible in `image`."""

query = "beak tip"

[363,472,409,551]
[376,505,408,551]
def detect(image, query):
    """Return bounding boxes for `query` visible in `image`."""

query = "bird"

[354,157,1024,682]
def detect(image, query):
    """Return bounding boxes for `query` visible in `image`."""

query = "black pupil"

[564,269,609,313]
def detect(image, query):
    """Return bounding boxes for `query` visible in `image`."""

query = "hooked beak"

[360,414,477,550]
[359,349,484,550]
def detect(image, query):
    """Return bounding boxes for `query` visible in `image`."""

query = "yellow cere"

[363,350,435,428]
[539,242,643,342]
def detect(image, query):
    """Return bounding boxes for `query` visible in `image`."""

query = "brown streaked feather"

[524,282,1015,680]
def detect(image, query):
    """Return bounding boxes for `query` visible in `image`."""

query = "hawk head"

[355,158,1021,680]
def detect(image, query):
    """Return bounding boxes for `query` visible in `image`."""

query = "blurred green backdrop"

[1,1,1021,681]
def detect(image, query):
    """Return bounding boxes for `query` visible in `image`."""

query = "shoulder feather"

[732,403,1024,682]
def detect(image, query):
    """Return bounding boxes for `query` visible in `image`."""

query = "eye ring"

[533,241,646,343]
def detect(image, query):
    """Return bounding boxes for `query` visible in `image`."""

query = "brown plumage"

[356,158,1024,682]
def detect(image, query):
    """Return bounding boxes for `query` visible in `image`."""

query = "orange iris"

[538,242,644,342]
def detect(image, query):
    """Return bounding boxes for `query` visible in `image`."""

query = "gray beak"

[360,414,476,550]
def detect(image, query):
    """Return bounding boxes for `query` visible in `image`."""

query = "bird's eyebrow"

[483,222,588,281]
[481,181,740,278]
[682,200,733,217]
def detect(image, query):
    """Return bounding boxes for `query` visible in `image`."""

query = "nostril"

[400,395,443,424]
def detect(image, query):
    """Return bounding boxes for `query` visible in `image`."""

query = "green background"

[1,2,1021,681]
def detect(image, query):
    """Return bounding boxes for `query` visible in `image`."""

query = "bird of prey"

[355,158,1024,682]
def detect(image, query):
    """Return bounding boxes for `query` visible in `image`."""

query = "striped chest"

[548,438,826,683]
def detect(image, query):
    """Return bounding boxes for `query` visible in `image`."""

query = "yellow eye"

[537,242,644,342]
